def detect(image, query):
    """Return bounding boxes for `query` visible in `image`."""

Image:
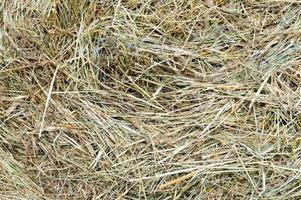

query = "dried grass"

[1,0,301,199]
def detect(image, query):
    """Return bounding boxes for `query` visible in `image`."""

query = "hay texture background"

[1,0,301,199]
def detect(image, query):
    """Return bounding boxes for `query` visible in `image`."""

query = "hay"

[1,0,301,199]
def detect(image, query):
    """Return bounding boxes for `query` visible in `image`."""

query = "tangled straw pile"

[1,0,301,199]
